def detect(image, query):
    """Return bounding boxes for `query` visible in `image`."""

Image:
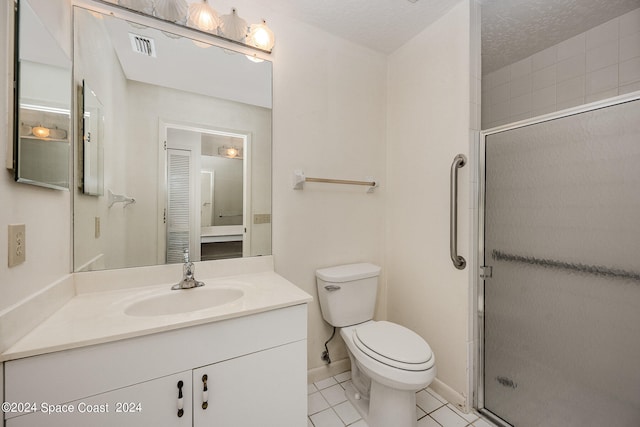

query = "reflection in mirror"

[73,5,272,272]
[14,0,71,190]
[165,126,249,263]
[79,81,104,196]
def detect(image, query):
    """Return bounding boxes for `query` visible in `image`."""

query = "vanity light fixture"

[154,0,188,23]
[114,0,276,53]
[219,8,248,42]
[187,0,220,33]
[32,126,50,138]
[117,0,154,15]
[248,20,275,51]
[218,145,241,159]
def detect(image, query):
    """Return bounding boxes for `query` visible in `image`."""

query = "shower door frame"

[472,92,640,427]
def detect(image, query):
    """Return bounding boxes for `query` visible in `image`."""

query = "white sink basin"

[125,287,244,316]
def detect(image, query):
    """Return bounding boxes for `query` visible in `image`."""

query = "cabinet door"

[6,371,192,427]
[193,340,307,427]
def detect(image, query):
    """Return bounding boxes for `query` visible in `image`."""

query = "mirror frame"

[7,0,17,170]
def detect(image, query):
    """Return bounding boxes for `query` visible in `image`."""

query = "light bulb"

[248,20,275,51]
[32,126,50,138]
[187,1,220,33]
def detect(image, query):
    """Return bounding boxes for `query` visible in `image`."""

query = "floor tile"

[416,405,427,420]
[416,389,445,413]
[333,400,361,425]
[430,405,469,427]
[446,403,479,423]
[315,377,339,390]
[309,408,345,427]
[417,415,443,427]
[334,371,352,383]
[308,372,497,427]
[339,379,353,390]
[321,384,348,406]
[308,391,331,415]
[473,417,498,427]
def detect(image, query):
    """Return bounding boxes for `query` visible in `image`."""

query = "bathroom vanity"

[1,259,311,426]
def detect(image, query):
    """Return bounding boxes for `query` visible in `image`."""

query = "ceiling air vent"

[128,33,157,57]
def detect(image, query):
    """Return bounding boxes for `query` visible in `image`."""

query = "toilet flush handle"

[324,285,341,291]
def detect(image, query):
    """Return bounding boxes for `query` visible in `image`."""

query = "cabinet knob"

[177,380,184,418]
[202,374,209,410]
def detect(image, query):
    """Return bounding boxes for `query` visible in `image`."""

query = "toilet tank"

[316,263,381,327]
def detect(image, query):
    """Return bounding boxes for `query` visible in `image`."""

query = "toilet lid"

[353,321,433,369]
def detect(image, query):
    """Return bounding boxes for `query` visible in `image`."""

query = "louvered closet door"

[167,149,191,263]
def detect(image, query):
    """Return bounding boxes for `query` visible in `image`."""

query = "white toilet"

[316,263,436,427]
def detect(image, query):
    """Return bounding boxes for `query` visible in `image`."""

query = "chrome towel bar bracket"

[450,154,466,270]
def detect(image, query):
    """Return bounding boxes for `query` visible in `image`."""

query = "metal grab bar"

[450,154,467,270]
[492,250,640,282]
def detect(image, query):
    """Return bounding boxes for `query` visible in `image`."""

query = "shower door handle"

[450,154,466,270]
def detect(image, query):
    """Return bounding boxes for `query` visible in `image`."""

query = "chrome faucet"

[172,249,205,290]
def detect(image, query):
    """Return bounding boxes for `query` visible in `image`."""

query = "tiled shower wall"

[482,8,640,129]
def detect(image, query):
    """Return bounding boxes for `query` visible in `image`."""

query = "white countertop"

[1,269,312,362]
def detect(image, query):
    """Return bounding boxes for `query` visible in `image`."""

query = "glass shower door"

[481,99,640,427]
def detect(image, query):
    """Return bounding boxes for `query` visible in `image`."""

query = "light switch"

[95,217,101,238]
[8,224,26,267]
[253,214,271,224]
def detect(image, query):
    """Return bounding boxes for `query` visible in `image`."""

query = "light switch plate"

[253,214,271,224]
[8,224,26,267]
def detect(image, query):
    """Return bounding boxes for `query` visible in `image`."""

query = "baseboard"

[307,358,350,384]
[430,377,468,412]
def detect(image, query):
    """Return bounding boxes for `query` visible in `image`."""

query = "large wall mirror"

[73,4,272,272]
[13,0,71,190]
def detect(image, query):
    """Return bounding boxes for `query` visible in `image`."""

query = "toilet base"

[344,378,418,427]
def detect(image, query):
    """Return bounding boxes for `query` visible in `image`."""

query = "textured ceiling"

[264,0,639,75]
[265,0,462,54]
[481,0,640,73]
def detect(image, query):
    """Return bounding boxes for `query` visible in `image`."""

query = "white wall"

[0,0,71,315]
[270,17,388,374]
[483,8,640,129]
[386,0,475,406]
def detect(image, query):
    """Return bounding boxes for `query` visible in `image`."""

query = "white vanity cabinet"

[3,304,307,427]
[5,371,194,427]
[193,340,306,426]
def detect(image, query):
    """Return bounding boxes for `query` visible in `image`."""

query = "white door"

[193,341,307,426]
[166,149,192,263]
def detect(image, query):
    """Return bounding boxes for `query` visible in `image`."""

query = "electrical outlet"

[8,224,26,267]
[254,214,271,224]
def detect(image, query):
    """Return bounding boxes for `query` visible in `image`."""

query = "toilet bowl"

[342,321,436,390]
[316,263,436,427]
[340,321,436,427]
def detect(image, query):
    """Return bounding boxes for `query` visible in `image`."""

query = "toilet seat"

[352,321,434,371]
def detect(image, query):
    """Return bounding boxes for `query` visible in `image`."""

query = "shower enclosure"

[476,96,640,426]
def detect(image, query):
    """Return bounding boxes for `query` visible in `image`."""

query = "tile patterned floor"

[308,371,496,427]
